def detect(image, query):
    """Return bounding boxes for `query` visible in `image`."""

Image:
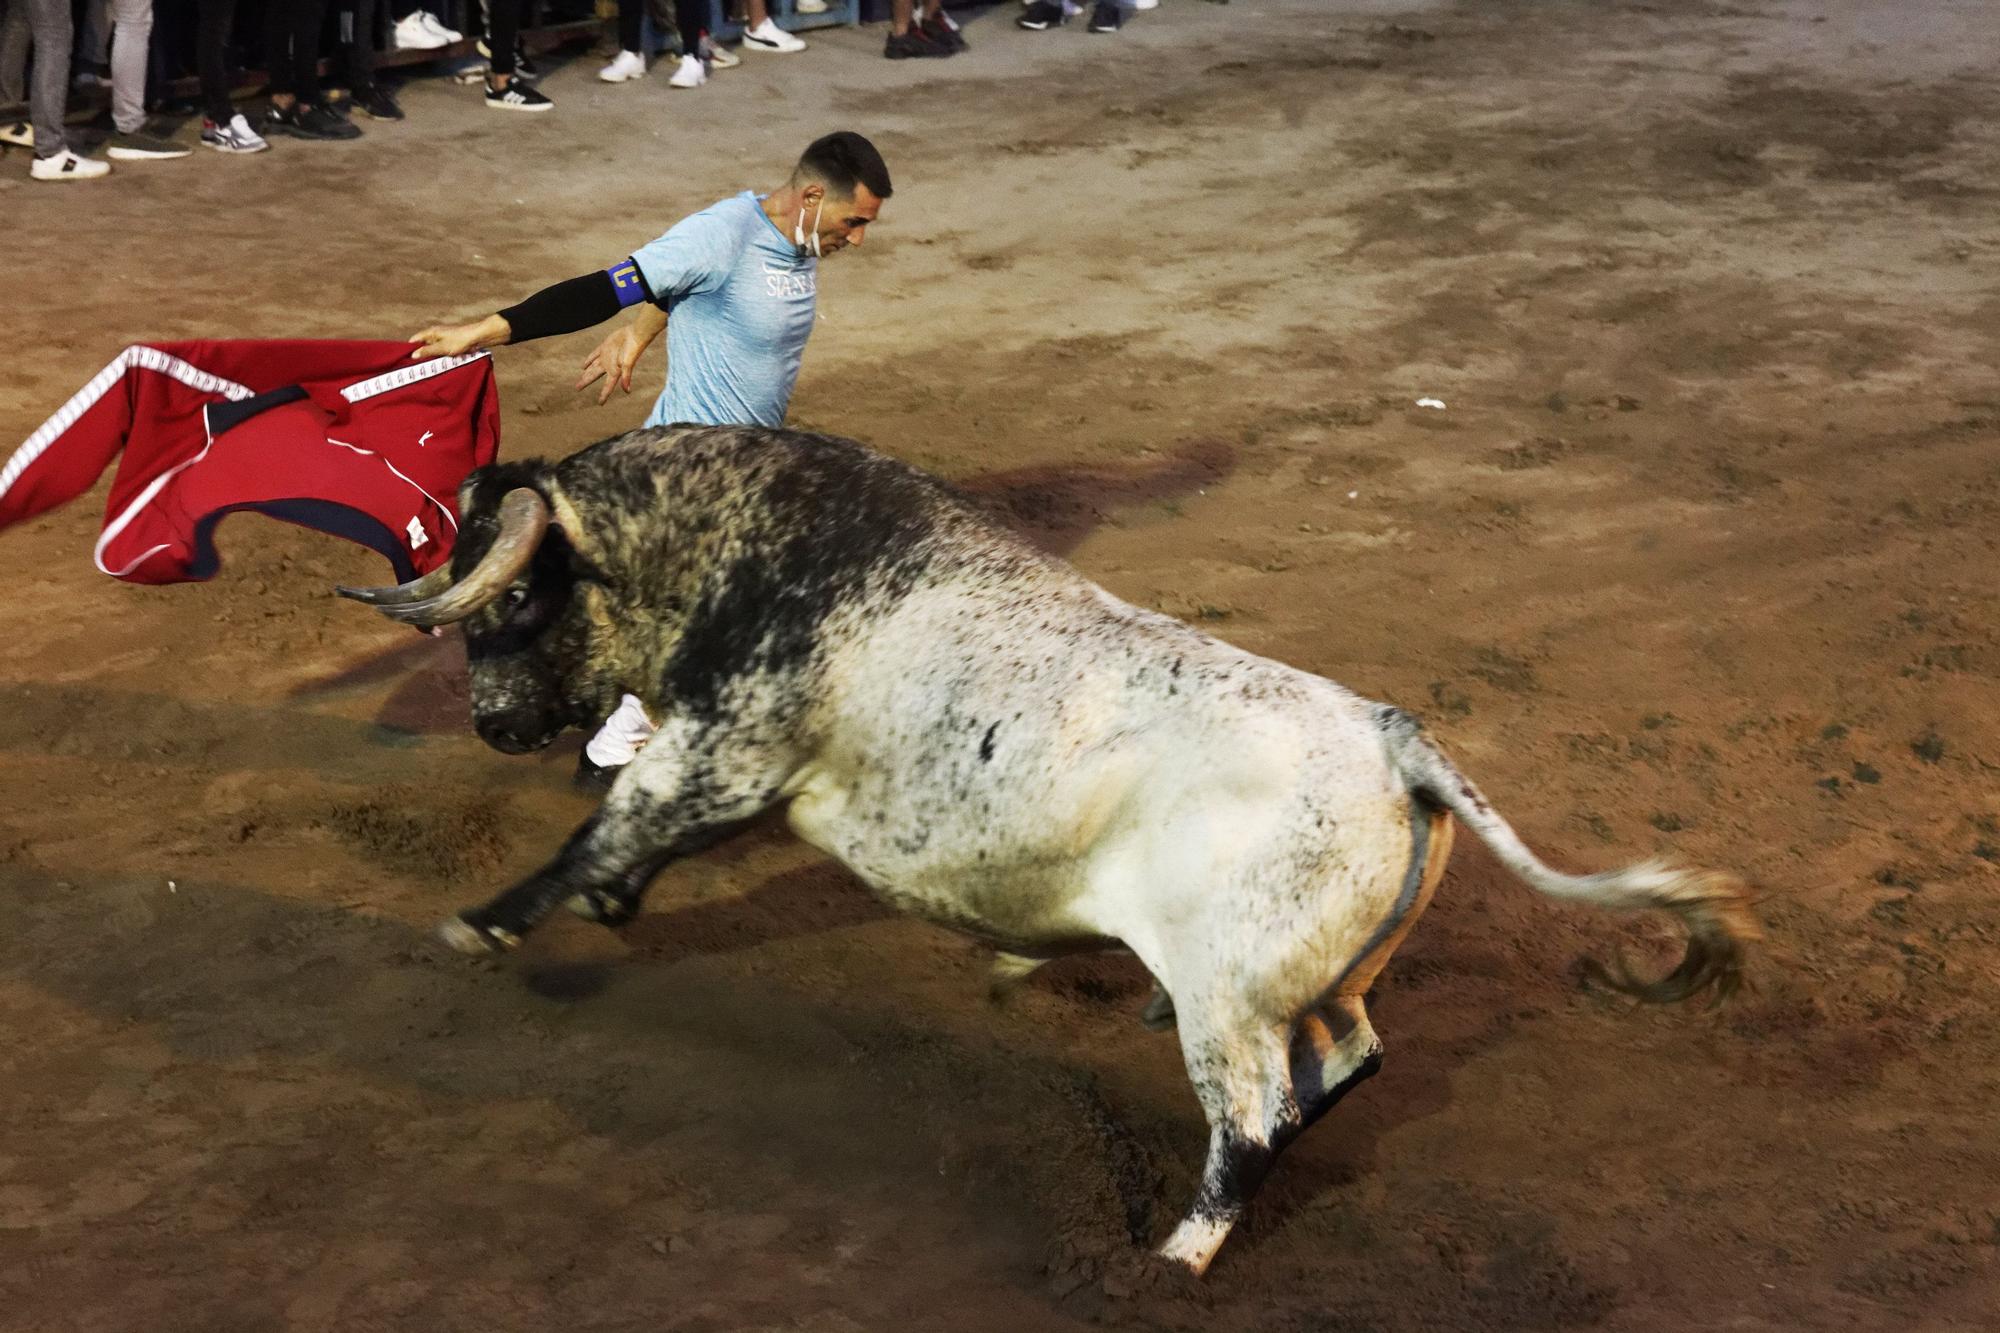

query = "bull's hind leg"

[1156,1004,1299,1277]
[1291,806,1452,1132]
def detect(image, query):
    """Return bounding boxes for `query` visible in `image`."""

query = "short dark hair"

[795,132,893,200]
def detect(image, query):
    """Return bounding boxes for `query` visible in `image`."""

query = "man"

[4,0,110,179]
[406,131,892,789]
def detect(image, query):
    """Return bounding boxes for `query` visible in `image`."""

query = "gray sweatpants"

[23,0,70,158]
[107,0,152,133]
[0,0,30,109]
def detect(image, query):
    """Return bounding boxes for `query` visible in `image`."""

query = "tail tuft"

[1573,868,1761,1005]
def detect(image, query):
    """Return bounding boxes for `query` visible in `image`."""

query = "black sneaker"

[1018,1,1066,30]
[920,11,967,51]
[265,102,362,140]
[484,78,554,112]
[884,28,950,58]
[352,83,405,121]
[1087,1,1122,32]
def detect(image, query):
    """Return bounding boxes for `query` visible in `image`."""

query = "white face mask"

[793,194,825,259]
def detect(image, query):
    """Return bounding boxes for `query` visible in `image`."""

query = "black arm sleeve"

[496,271,630,344]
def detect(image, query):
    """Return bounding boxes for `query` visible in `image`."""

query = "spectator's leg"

[341,0,377,92]
[890,0,911,36]
[25,0,71,157]
[107,0,153,133]
[1,0,33,106]
[674,0,701,55]
[292,0,327,106]
[196,0,237,122]
[486,0,517,83]
[79,0,112,71]
[617,0,641,55]
[264,0,296,106]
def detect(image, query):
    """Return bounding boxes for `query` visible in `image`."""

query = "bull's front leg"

[438,718,789,955]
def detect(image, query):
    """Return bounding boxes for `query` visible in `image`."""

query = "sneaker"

[884,28,950,58]
[351,84,404,120]
[484,78,553,111]
[30,149,109,180]
[106,128,192,160]
[0,119,31,149]
[1131,0,1155,7]
[419,10,463,42]
[201,113,269,153]
[269,102,363,140]
[921,11,967,51]
[742,18,806,52]
[702,39,739,69]
[667,53,706,87]
[391,11,450,49]
[796,0,827,10]
[1018,1,1066,30]
[598,48,646,82]
[1087,1,1122,31]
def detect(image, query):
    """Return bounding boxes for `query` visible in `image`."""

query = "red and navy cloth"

[0,340,500,584]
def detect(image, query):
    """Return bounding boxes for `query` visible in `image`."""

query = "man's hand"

[408,313,511,361]
[575,306,666,406]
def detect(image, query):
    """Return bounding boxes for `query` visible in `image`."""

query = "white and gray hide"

[338,424,1759,1276]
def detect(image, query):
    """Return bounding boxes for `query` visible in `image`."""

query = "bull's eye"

[504,586,529,610]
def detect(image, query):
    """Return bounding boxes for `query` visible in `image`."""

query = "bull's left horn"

[335,564,455,606]
[347,487,552,628]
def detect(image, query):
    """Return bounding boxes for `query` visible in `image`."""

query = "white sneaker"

[0,119,32,148]
[796,0,827,10]
[742,18,806,52]
[668,53,707,87]
[1131,0,1157,8]
[598,49,646,82]
[392,12,449,49]
[704,41,740,69]
[201,113,270,154]
[31,149,109,180]
[419,10,463,42]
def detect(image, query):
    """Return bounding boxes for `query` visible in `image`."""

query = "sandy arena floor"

[3,0,1998,1327]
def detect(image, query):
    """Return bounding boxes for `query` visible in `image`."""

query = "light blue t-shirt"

[628,191,817,429]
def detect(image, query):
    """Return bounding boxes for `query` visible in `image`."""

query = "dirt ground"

[3,0,1998,1327]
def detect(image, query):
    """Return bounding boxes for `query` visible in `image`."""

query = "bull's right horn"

[341,487,552,629]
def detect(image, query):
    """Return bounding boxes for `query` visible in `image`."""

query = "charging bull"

[337,424,1757,1276]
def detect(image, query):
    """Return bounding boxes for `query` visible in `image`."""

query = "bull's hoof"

[564,889,636,926]
[437,914,519,956]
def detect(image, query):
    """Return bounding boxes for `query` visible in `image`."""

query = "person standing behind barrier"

[332,0,406,120]
[0,0,111,178]
[194,0,269,151]
[599,0,802,84]
[103,0,192,160]
[264,0,363,139]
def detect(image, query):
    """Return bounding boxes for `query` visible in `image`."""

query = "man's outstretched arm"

[409,259,654,361]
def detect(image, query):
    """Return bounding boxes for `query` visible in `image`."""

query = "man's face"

[810,184,884,257]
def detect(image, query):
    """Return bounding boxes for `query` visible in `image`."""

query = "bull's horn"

[335,564,455,606]
[356,488,552,628]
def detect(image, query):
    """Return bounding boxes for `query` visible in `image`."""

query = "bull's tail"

[1379,707,1759,1003]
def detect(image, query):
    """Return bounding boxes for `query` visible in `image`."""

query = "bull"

[338,424,1758,1276]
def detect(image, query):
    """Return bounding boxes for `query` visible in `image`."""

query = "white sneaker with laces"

[668,53,706,87]
[598,49,646,82]
[391,12,448,49]
[743,18,806,52]
[31,149,109,180]
[419,10,464,42]
[202,113,271,153]
[704,41,739,69]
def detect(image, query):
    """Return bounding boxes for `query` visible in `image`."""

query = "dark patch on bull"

[660,431,954,720]
[979,721,1000,763]
[1189,1127,1284,1225]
